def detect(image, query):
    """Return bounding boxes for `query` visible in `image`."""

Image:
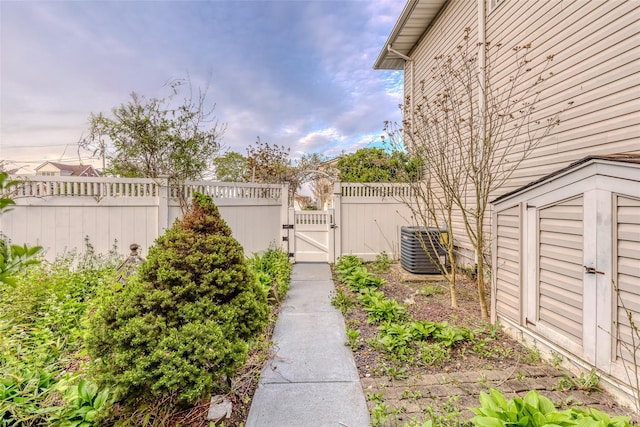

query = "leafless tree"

[387,28,570,318]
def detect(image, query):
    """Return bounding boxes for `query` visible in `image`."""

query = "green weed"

[371,402,390,427]
[556,369,600,392]
[419,284,446,297]
[345,328,361,351]
[331,288,356,314]
[370,251,392,274]
[418,342,451,368]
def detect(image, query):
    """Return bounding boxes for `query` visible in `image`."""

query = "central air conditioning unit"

[400,226,447,274]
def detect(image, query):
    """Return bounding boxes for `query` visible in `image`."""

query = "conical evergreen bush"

[88,193,269,404]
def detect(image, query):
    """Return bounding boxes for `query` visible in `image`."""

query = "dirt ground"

[186,262,637,426]
[341,263,637,426]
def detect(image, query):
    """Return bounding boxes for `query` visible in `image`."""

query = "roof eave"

[373,0,448,70]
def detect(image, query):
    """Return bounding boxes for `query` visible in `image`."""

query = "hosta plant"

[471,389,633,427]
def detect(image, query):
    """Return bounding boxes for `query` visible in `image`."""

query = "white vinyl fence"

[335,183,417,261]
[1,177,419,263]
[1,176,288,261]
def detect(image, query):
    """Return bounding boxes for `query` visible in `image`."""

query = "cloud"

[1,0,406,172]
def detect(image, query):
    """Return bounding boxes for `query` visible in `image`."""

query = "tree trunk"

[450,268,458,308]
[476,229,490,320]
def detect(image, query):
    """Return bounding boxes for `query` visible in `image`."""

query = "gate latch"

[282,224,294,229]
[584,266,604,275]
[330,224,338,229]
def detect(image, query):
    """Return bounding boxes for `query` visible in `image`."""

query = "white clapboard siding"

[615,195,640,366]
[495,205,520,322]
[538,196,584,344]
[487,0,640,190]
[403,0,640,260]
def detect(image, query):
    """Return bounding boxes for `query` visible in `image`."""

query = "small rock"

[207,395,232,422]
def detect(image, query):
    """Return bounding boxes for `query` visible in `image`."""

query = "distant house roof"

[373,0,448,70]
[35,161,101,177]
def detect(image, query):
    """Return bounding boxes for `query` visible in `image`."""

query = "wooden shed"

[491,154,640,406]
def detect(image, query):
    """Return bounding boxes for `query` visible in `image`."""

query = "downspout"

[477,0,487,208]
[478,0,486,133]
[387,44,414,121]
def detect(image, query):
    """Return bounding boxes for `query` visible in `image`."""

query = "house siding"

[404,0,478,259]
[404,0,640,261]
[488,0,640,195]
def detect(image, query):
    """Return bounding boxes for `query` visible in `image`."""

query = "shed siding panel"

[538,196,584,344]
[615,195,640,366]
[495,205,520,322]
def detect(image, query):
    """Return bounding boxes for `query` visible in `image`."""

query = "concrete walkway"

[246,263,370,427]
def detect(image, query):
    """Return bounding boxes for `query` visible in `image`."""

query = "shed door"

[534,196,586,356]
[525,189,619,371]
[611,195,640,381]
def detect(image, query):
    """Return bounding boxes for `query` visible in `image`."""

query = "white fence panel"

[336,183,416,261]
[1,177,423,263]
[1,176,288,261]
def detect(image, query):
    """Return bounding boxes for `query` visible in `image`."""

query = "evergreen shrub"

[87,193,269,404]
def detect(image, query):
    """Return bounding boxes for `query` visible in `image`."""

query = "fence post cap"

[129,243,139,255]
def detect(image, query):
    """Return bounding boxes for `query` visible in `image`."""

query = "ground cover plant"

[0,244,120,426]
[332,256,635,426]
[472,389,632,427]
[0,192,291,426]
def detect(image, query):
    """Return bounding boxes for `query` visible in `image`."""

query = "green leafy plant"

[364,295,407,324]
[0,172,19,214]
[0,247,119,426]
[402,421,433,427]
[418,342,451,368]
[371,402,391,427]
[367,392,384,404]
[419,284,446,298]
[336,255,363,277]
[48,379,112,427]
[0,172,42,286]
[247,246,292,302]
[345,328,361,351]
[0,241,42,287]
[556,369,600,392]
[370,251,392,274]
[331,288,356,314]
[401,389,424,401]
[377,322,415,359]
[471,389,632,427]
[344,266,386,291]
[382,364,408,380]
[87,193,270,405]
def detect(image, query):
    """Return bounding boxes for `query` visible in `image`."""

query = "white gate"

[289,209,336,263]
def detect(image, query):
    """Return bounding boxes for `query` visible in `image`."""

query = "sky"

[0,0,405,174]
